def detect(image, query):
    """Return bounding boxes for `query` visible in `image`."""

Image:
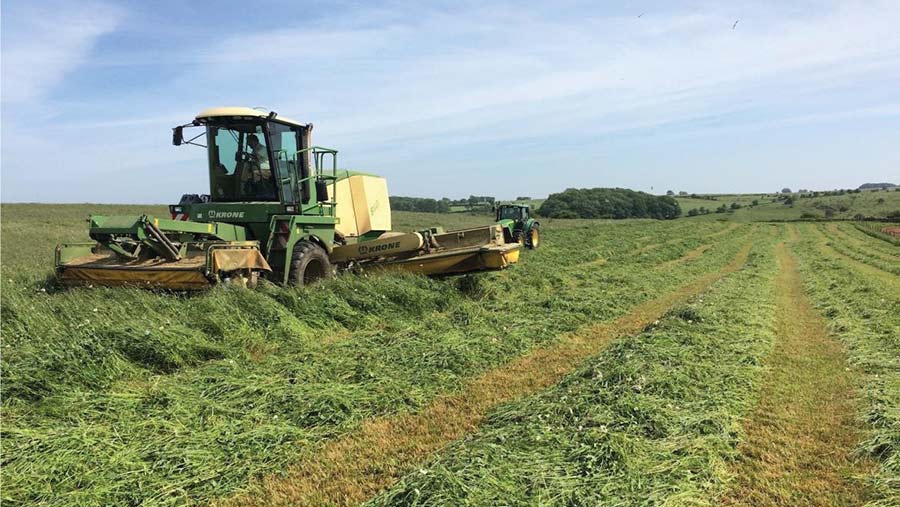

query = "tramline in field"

[55,107,521,289]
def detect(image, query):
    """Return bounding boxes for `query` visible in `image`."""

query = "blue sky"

[2,0,898,203]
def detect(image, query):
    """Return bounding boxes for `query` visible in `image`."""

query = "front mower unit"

[56,215,270,289]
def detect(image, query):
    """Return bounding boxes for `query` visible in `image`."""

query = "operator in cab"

[241,134,277,200]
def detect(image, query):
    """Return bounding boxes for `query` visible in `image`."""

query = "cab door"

[269,122,302,205]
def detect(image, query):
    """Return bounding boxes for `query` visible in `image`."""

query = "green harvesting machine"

[55,107,521,289]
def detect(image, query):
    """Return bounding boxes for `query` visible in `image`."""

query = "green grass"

[792,224,900,507]
[853,221,900,246]
[369,231,781,506]
[817,223,900,275]
[368,224,899,506]
[676,188,900,222]
[675,193,771,212]
[2,203,897,506]
[0,204,751,506]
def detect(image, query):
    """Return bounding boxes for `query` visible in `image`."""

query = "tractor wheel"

[512,230,525,246]
[288,241,332,286]
[526,225,540,249]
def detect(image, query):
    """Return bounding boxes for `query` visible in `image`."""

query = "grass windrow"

[2,206,748,506]
[791,223,900,507]
[367,230,781,506]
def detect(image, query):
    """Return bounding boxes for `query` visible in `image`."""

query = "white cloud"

[1,1,123,103]
[2,0,899,201]
[142,0,894,153]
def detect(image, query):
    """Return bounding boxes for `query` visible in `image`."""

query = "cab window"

[499,207,522,220]
[207,123,277,202]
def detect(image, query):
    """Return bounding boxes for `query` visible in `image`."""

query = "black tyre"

[288,240,332,286]
[512,230,525,246]
[526,225,540,249]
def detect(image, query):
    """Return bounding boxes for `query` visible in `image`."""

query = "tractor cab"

[495,204,540,249]
[206,119,278,202]
[171,107,337,217]
[497,204,527,222]
[170,107,341,247]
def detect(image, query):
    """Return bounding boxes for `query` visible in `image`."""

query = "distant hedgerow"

[538,188,681,220]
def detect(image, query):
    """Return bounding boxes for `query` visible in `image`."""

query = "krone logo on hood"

[208,210,245,219]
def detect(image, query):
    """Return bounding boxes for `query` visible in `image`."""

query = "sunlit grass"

[1,204,748,506]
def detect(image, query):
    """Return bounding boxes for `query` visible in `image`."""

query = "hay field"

[1,204,897,506]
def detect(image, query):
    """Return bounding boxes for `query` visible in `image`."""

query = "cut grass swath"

[366,235,779,506]
[721,239,873,506]
[223,241,753,507]
[818,224,900,275]
[792,223,900,507]
[1,212,753,506]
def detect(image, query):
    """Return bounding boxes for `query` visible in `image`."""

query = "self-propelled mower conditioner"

[55,107,522,289]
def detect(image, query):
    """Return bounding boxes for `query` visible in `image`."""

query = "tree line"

[389,195,496,213]
[537,188,681,219]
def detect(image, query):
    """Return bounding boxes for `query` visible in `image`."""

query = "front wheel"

[526,226,540,249]
[288,241,333,286]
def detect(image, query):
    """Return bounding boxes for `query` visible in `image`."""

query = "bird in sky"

[733,19,740,29]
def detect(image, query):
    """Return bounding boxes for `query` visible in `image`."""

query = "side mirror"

[172,126,183,146]
[315,179,329,202]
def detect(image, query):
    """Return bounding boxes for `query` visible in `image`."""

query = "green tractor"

[55,107,521,289]
[495,204,540,249]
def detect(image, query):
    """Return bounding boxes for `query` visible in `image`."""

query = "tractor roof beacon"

[55,108,522,289]
[496,204,540,249]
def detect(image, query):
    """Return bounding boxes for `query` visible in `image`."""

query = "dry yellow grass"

[721,241,874,506]
[223,242,753,507]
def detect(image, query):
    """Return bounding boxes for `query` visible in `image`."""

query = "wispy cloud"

[1,1,123,104]
[1,0,898,202]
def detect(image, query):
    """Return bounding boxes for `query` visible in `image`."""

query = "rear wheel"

[288,241,332,287]
[512,230,525,246]
[526,225,540,249]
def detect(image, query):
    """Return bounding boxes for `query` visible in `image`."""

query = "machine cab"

[173,107,335,207]
[496,204,528,222]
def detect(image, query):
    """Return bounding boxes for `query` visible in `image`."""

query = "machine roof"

[195,107,306,128]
